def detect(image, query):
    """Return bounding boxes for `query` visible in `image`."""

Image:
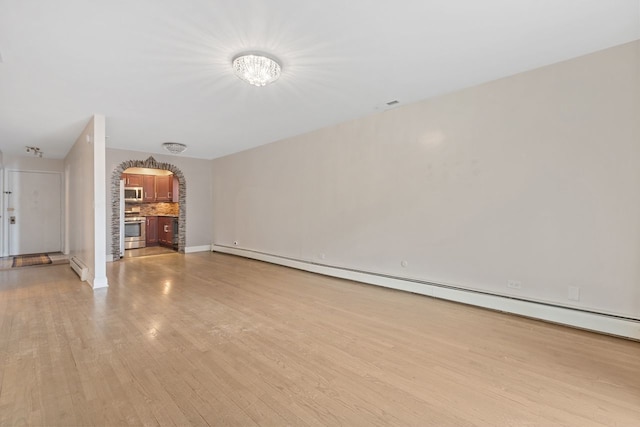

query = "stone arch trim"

[111,156,186,258]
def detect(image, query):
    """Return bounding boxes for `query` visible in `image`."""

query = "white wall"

[105,148,213,255]
[64,115,108,288]
[212,41,640,320]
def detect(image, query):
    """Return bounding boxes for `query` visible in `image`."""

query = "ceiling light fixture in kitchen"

[232,53,281,87]
[162,142,187,154]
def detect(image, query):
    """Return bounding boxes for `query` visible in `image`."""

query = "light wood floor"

[0,252,638,426]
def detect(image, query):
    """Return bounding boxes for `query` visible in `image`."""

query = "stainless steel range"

[124,215,146,249]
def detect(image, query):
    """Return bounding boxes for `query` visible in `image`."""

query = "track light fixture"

[25,146,43,158]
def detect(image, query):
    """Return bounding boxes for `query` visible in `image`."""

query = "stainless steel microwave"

[124,187,143,202]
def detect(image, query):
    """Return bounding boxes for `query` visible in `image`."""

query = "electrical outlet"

[507,280,522,290]
[568,286,580,301]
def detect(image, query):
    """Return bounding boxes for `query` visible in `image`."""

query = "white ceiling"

[1,0,639,160]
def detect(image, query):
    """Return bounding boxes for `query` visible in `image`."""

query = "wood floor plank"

[0,253,638,426]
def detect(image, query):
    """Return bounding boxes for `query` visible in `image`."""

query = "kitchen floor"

[123,246,177,258]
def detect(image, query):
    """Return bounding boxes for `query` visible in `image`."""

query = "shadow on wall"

[111,156,187,258]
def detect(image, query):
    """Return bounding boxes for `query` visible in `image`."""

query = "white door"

[7,170,62,256]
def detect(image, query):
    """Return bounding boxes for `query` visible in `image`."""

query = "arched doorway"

[111,156,186,258]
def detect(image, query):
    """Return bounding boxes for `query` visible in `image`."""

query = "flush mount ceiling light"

[162,142,187,154]
[232,53,281,87]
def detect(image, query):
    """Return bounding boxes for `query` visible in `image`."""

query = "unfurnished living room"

[1,1,639,426]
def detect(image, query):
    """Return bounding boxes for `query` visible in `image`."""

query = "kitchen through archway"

[110,156,186,259]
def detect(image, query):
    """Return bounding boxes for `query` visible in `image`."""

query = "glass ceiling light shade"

[232,53,281,87]
[162,142,187,154]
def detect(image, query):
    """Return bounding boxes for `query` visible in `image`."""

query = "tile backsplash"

[126,202,179,217]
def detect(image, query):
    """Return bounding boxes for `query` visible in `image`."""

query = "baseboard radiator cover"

[211,244,640,341]
[70,256,89,282]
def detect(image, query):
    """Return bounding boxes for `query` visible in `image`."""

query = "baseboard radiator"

[70,256,88,281]
[212,244,640,340]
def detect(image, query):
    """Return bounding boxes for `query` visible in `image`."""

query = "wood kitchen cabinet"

[158,216,174,247]
[143,175,155,202]
[145,216,158,246]
[155,175,173,202]
[123,172,177,203]
[146,216,176,248]
[122,173,144,187]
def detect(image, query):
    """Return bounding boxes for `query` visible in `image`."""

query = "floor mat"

[12,254,53,268]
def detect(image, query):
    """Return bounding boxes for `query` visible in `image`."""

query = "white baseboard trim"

[212,245,640,340]
[92,276,109,289]
[185,245,212,254]
[86,270,108,289]
[106,254,114,262]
